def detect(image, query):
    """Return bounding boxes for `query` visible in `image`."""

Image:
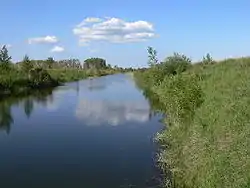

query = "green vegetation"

[135,47,250,188]
[0,45,133,98]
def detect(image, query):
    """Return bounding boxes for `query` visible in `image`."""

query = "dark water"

[0,74,162,188]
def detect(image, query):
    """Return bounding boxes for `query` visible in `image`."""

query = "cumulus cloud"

[73,17,156,45]
[50,45,65,53]
[28,35,59,44]
[77,17,103,27]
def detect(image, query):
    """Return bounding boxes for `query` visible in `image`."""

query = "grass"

[135,56,250,188]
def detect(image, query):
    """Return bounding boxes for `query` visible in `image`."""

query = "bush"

[29,68,57,88]
[154,73,204,124]
[137,51,192,87]
[162,53,192,75]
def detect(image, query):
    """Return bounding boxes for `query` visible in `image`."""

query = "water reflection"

[0,74,164,188]
[83,74,129,92]
[0,76,162,134]
[24,98,34,118]
[0,102,13,134]
[76,99,153,126]
[82,77,108,91]
[0,89,54,134]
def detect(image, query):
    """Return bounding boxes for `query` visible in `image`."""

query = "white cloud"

[77,17,103,27]
[85,17,102,23]
[50,45,65,53]
[73,17,156,46]
[28,36,59,44]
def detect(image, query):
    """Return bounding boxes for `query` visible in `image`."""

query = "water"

[0,74,163,188]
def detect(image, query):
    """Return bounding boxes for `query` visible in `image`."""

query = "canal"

[0,73,163,188]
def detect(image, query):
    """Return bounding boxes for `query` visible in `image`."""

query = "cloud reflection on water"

[75,99,151,126]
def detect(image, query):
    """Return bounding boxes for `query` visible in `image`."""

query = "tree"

[107,64,112,69]
[83,58,107,69]
[147,46,158,67]
[202,53,214,64]
[21,55,33,72]
[0,45,12,70]
[46,57,55,69]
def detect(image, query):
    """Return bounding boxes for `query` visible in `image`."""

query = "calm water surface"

[0,74,162,188]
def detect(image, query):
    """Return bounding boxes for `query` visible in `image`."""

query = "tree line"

[0,45,134,71]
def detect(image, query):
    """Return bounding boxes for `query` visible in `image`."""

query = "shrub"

[162,52,192,76]
[21,55,33,72]
[29,68,57,88]
[154,73,204,124]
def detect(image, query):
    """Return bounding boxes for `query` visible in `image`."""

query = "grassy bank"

[135,48,250,188]
[0,68,118,97]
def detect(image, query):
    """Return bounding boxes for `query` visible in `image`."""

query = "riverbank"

[0,68,120,99]
[0,45,133,99]
[134,52,250,188]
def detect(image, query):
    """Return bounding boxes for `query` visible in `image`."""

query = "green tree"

[107,64,112,69]
[147,46,158,67]
[202,53,214,64]
[83,58,107,69]
[21,55,33,72]
[0,45,12,70]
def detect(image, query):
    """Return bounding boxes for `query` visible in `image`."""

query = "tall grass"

[135,48,250,188]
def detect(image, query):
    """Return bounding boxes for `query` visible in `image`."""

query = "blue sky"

[1,0,250,67]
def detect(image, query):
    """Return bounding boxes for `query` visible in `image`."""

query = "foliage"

[29,68,58,88]
[83,57,107,69]
[147,46,158,67]
[21,55,33,72]
[139,47,192,87]
[0,45,12,71]
[202,53,214,65]
[0,47,133,98]
[154,73,204,123]
[162,52,191,75]
[46,57,55,69]
[17,58,82,70]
